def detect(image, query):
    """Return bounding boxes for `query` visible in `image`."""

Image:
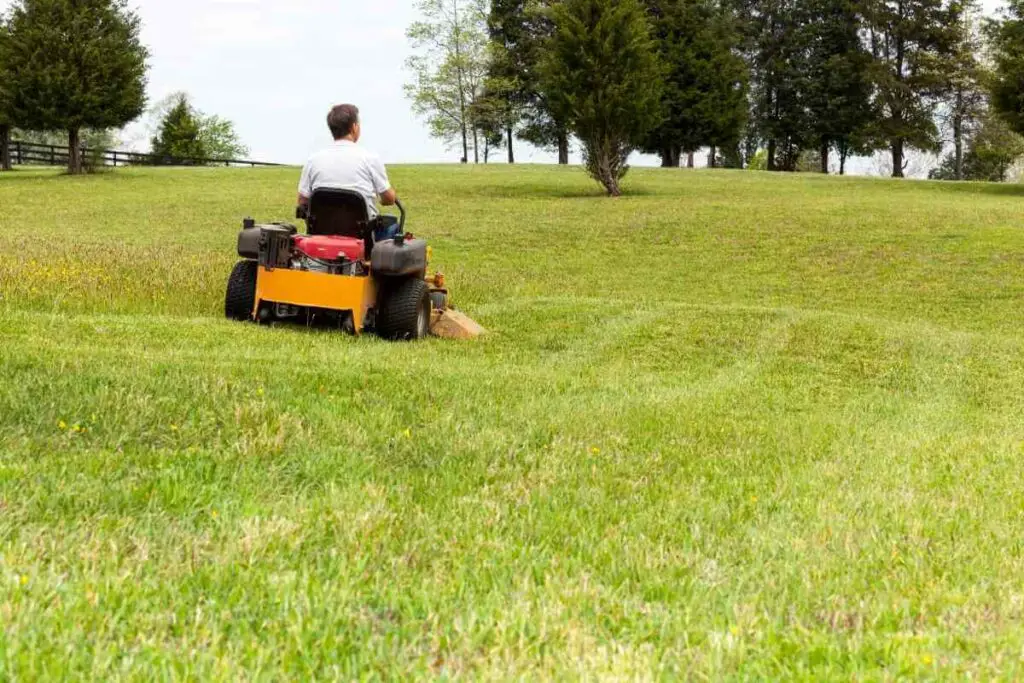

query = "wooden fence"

[8,140,284,168]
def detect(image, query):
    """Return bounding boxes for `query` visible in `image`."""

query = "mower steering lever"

[395,199,407,233]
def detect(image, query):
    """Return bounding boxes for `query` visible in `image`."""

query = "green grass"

[3,164,1024,679]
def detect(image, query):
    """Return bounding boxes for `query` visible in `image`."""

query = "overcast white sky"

[0,0,1009,169]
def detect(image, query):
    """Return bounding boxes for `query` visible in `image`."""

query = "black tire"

[376,278,431,341]
[225,260,258,321]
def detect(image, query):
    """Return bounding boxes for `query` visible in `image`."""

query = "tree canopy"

[0,0,148,173]
[541,0,664,195]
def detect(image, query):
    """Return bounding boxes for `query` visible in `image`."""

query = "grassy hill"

[3,165,1024,679]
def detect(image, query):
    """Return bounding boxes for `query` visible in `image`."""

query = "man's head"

[327,104,360,142]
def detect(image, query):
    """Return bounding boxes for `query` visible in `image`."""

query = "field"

[3,164,1024,679]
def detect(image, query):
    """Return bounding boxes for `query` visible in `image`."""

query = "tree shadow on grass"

[458,181,662,200]
[918,180,1024,199]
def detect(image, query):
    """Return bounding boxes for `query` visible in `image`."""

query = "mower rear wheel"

[225,260,258,321]
[376,277,431,341]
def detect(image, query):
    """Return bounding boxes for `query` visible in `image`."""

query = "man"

[298,104,401,240]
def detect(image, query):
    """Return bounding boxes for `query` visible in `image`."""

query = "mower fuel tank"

[294,235,364,262]
[371,237,428,277]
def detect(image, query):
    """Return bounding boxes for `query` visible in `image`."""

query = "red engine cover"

[293,235,364,262]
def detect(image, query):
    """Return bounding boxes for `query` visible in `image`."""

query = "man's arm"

[297,160,313,209]
[369,155,397,206]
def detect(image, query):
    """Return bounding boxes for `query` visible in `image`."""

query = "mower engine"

[292,235,366,276]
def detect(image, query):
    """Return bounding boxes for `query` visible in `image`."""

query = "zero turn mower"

[224,189,483,340]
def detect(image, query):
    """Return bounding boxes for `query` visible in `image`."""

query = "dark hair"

[327,104,360,139]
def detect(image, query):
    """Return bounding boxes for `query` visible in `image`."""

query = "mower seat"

[304,188,372,239]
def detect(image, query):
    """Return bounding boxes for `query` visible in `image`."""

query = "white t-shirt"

[298,140,391,217]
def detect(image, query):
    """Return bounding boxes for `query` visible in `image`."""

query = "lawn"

[3,164,1024,679]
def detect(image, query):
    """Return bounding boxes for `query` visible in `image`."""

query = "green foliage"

[541,0,664,195]
[748,0,812,171]
[803,0,877,172]
[151,95,206,160]
[988,0,1024,140]
[641,0,749,167]
[930,114,1024,181]
[863,0,962,177]
[0,0,148,174]
[488,0,571,161]
[405,0,490,163]
[149,94,249,163]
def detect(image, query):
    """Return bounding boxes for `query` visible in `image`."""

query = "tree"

[641,0,749,168]
[541,0,664,195]
[148,94,248,162]
[863,0,961,177]
[748,0,811,171]
[151,95,206,161]
[488,0,573,164]
[406,0,490,163]
[987,0,1024,145]
[197,114,249,160]
[803,0,876,174]
[938,0,986,180]
[0,17,11,172]
[930,114,1024,180]
[0,0,147,174]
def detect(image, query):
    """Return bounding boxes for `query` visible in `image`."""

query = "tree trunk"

[767,139,777,171]
[891,138,904,178]
[840,148,848,176]
[708,145,717,168]
[953,97,963,181]
[557,132,569,165]
[660,146,675,167]
[0,125,10,172]
[472,127,479,164]
[68,128,83,175]
[820,138,829,174]
[687,152,695,168]
[507,127,514,164]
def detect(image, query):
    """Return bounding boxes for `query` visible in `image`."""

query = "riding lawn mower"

[224,189,483,340]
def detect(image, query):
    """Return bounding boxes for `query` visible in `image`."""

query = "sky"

[0,0,1010,170]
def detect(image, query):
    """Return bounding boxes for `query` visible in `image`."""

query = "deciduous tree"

[863,0,961,177]
[406,0,490,163]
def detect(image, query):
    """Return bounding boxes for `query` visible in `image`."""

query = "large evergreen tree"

[803,0,876,174]
[1,0,147,174]
[642,0,748,168]
[748,0,811,171]
[0,17,11,172]
[487,0,572,164]
[541,0,663,195]
[150,95,207,161]
[987,0,1024,143]
[863,0,961,177]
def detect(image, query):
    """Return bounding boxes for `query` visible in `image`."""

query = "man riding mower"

[225,190,473,340]
[223,103,482,340]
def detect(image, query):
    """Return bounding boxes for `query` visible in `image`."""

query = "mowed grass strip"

[2,165,1024,679]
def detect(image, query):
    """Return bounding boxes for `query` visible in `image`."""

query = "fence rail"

[8,140,283,168]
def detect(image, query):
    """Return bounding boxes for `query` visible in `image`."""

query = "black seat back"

[306,188,371,238]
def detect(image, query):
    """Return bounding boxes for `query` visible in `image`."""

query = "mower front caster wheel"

[225,260,258,321]
[376,278,431,341]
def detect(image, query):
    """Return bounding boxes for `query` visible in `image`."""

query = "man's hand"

[379,188,397,206]
[297,193,310,209]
